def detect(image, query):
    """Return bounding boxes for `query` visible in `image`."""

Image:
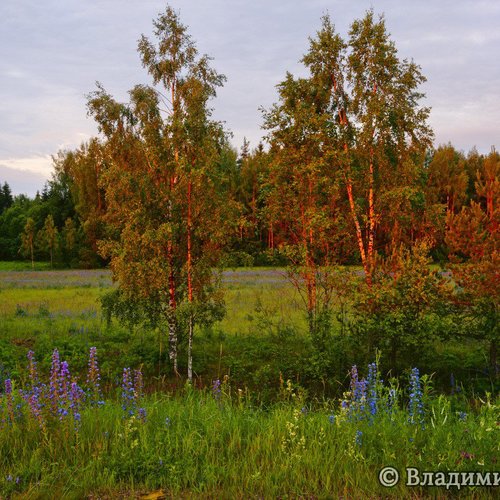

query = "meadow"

[0,265,498,498]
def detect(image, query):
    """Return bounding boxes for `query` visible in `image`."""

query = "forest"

[0,6,498,498]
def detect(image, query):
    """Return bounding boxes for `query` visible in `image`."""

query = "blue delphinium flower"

[212,379,221,401]
[121,367,135,416]
[138,407,147,422]
[366,362,378,419]
[408,367,424,427]
[355,430,363,447]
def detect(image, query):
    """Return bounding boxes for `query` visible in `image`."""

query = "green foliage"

[352,242,455,371]
[0,357,498,498]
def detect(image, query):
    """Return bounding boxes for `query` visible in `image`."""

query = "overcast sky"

[1,0,499,196]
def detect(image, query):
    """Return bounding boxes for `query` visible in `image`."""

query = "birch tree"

[263,11,432,289]
[89,6,231,380]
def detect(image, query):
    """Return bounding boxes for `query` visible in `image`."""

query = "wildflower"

[212,379,221,400]
[86,347,102,404]
[28,392,44,430]
[138,407,147,423]
[301,407,308,415]
[69,382,84,429]
[348,365,367,421]
[328,414,335,424]
[458,411,467,422]
[165,416,171,427]
[355,430,362,447]
[49,349,61,415]
[134,369,143,400]
[6,475,12,482]
[60,361,70,392]
[366,362,378,417]
[121,368,135,416]
[408,367,424,427]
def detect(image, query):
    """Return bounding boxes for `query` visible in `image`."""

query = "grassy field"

[0,264,498,497]
[1,347,498,498]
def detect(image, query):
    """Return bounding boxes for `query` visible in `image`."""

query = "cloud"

[0,163,50,197]
[0,0,498,179]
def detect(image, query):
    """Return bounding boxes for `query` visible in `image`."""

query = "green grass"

[1,366,498,498]
[0,267,498,497]
[0,260,52,271]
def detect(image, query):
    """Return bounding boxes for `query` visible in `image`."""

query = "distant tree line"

[1,138,496,270]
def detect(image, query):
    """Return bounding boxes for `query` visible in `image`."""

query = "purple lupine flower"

[212,379,221,401]
[28,392,45,430]
[58,361,71,419]
[138,407,147,422]
[134,369,143,400]
[86,347,102,405]
[349,365,359,396]
[121,368,135,416]
[49,349,61,415]
[69,382,84,429]
[408,367,424,427]
[59,361,70,398]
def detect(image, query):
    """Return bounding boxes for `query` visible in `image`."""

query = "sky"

[1,0,499,196]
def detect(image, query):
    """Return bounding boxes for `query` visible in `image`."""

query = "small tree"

[353,241,452,370]
[20,217,36,269]
[40,214,59,268]
[446,149,499,378]
[62,217,77,266]
[91,6,233,380]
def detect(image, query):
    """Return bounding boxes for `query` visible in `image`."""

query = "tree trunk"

[186,177,194,383]
[187,179,193,303]
[346,176,372,286]
[187,314,194,383]
[167,305,177,374]
[367,156,375,272]
[167,242,178,375]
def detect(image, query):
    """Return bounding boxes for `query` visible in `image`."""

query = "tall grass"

[1,351,498,498]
